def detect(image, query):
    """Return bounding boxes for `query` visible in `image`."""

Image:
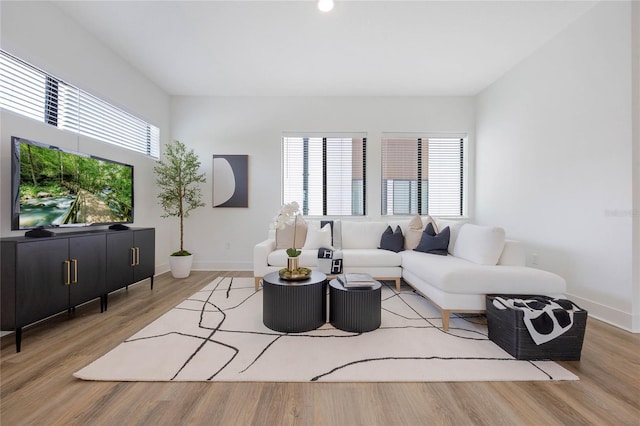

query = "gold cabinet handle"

[131,247,136,266]
[71,259,78,283]
[64,260,71,285]
[136,247,140,266]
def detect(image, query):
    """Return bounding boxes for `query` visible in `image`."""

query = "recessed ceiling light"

[318,0,334,13]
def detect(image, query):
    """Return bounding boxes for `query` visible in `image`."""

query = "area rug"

[74,276,578,382]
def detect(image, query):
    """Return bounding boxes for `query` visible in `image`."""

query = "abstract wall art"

[212,155,248,208]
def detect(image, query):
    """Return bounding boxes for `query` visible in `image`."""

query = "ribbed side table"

[262,270,327,333]
[329,279,382,332]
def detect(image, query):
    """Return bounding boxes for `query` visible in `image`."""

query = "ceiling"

[52,0,597,97]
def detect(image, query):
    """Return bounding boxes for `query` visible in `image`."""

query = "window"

[0,50,159,158]
[381,134,465,217]
[282,134,366,216]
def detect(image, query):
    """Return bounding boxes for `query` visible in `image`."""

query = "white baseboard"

[155,263,170,276]
[566,292,639,333]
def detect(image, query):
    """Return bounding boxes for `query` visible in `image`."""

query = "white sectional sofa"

[253,216,566,330]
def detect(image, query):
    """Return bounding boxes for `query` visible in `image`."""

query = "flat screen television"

[11,136,134,231]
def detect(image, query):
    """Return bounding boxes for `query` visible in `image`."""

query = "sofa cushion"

[452,224,506,265]
[434,218,467,253]
[275,217,308,250]
[342,249,402,267]
[414,223,450,256]
[268,247,402,269]
[342,221,389,249]
[303,223,334,250]
[379,225,404,252]
[400,250,566,295]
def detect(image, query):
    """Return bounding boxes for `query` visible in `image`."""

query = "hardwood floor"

[1,270,639,425]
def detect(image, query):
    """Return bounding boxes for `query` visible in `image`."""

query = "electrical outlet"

[531,253,539,266]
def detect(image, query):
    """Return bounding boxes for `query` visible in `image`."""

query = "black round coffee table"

[262,270,327,333]
[329,278,382,332]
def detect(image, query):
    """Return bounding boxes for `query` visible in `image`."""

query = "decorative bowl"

[278,267,312,281]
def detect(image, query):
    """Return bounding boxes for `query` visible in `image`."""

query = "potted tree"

[154,140,206,278]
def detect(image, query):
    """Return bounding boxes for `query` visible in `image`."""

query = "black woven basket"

[486,294,587,361]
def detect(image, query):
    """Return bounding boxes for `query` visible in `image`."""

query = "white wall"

[476,1,637,331]
[171,96,475,270]
[0,1,172,274]
[632,1,640,332]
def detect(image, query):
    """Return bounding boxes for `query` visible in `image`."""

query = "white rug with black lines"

[74,276,578,382]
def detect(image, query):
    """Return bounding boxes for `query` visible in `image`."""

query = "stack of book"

[337,273,376,288]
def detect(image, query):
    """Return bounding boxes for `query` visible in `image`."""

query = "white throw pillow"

[342,221,388,249]
[452,224,506,265]
[403,215,424,250]
[303,223,334,250]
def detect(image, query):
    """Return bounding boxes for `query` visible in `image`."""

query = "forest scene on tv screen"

[17,141,133,228]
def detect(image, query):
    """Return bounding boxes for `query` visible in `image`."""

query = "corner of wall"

[631,0,640,333]
[475,1,636,332]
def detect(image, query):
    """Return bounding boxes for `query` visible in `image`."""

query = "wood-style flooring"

[1,270,639,425]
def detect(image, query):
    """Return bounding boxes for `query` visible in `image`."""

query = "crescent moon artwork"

[212,155,248,208]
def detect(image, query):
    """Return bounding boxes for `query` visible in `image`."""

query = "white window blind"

[0,52,46,122]
[0,50,159,158]
[381,135,465,217]
[282,135,366,216]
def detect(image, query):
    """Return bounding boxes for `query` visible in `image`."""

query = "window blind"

[0,52,46,122]
[0,50,160,158]
[282,135,366,216]
[381,135,465,217]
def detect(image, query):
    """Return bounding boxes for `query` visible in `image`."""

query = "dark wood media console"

[1,227,155,352]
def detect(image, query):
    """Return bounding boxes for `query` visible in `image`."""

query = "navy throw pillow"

[379,225,404,253]
[414,223,450,256]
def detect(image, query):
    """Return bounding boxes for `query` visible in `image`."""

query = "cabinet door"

[106,232,134,292]
[16,239,69,327]
[69,234,106,306]
[133,229,155,282]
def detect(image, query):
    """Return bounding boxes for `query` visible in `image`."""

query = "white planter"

[169,254,193,279]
